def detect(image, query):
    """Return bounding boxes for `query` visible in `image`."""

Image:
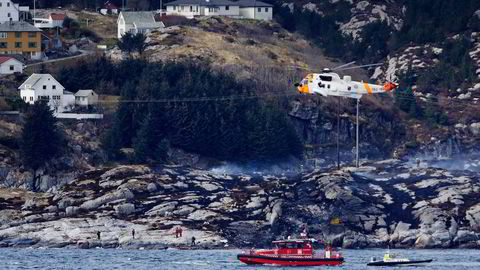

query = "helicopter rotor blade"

[332,61,356,71]
[336,63,383,71]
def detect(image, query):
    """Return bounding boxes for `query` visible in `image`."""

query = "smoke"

[408,153,480,172]
[210,158,306,176]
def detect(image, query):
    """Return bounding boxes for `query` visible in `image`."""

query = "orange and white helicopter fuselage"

[296,70,397,99]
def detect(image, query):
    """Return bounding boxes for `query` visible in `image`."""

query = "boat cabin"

[270,239,316,256]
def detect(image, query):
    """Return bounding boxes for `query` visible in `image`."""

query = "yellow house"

[0,21,42,60]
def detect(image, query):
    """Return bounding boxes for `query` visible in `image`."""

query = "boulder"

[188,210,218,221]
[173,205,195,216]
[147,183,157,193]
[114,203,135,217]
[470,123,480,135]
[100,165,151,181]
[66,206,79,216]
[146,202,177,216]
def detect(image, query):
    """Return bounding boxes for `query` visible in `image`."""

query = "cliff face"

[0,161,479,249]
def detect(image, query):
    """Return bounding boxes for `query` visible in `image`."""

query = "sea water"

[1,248,480,269]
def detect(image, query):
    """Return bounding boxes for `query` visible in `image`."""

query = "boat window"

[327,85,330,89]
[319,75,332,81]
[348,86,351,91]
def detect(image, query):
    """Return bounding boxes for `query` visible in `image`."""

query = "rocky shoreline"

[0,160,480,249]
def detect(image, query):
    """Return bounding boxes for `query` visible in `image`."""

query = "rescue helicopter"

[291,61,399,169]
[293,62,398,98]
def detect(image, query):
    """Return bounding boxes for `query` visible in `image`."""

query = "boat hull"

[367,259,433,266]
[237,254,344,266]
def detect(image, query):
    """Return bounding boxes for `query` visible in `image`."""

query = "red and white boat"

[237,238,344,266]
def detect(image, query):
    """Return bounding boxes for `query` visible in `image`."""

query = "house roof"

[0,21,42,32]
[121,11,158,25]
[75,90,97,97]
[18,74,63,90]
[236,0,273,7]
[0,56,22,65]
[50,13,66,20]
[166,0,237,7]
[64,90,74,95]
[134,21,165,29]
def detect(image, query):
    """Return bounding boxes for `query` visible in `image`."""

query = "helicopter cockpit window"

[319,75,333,82]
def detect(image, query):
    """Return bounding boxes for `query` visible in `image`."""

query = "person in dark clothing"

[97,231,101,240]
[132,229,135,239]
[191,236,196,246]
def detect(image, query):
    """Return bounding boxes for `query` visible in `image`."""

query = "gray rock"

[66,206,79,216]
[146,202,178,216]
[147,183,157,193]
[114,203,135,217]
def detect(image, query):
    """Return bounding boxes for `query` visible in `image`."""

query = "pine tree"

[21,102,63,191]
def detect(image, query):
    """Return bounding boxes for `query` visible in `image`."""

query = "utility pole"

[337,97,340,170]
[253,0,256,19]
[160,0,163,11]
[356,98,359,167]
[33,0,35,19]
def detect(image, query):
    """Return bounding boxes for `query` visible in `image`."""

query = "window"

[52,95,61,100]
[173,6,176,10]
[0,33,7,38]
[22,96,25,101]
[190,5,192,12]
[0,42,7,48]
[43,85,46,90]
[7,2,9,7]
[15,42,21,48]
[0,3,2,7]
[9,65,13,71]
[28,42,36,48]
[39,95,49,100]
[52,85,56,89]
[258,7,261,12]
[319,75,332,81]
[265,8,268,12]
[7,13,10,18]
[15,33,21,38]
[225,5,229,10]
[29,97,33,101]
[28,32,37,38]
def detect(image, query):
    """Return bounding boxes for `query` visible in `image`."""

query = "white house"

[164,0,273,20]
[165,0,240,19]
[0,0,29,23]
[117,11,165,39]
[18,73,75,113]
[75,89,98,106]
[34,13,66,29]
[100,1,119,15]
[0,56,22,74]
[237,0,273,21]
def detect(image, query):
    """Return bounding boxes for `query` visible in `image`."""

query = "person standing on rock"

[179,227,183,237]
[97,231,101,240]
[132,229,135,239]
[191,236,196,246]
